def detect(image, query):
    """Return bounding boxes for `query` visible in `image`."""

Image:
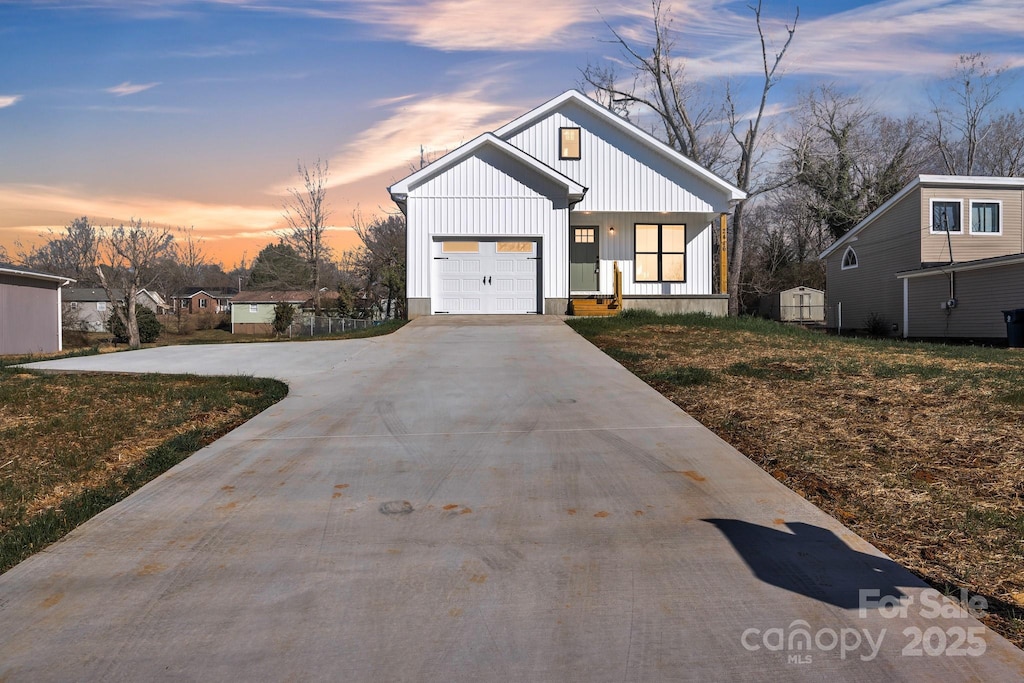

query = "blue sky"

[2,0,1023,264]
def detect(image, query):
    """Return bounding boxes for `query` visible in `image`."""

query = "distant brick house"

[171,287,237,314]
[0,265,74,355]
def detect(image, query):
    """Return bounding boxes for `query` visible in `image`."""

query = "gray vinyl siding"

[825,189,922,333]
[920,186,1024,263]
[0,274,61,355]
[907,263,1024,339]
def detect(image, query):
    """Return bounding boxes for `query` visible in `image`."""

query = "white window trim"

[249,303,258,313]
[96,301,107,311]
[969,198,1003,235]
[841,246,859,270]
[929,198,963,234]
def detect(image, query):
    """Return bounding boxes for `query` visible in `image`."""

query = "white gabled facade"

[390,90,744,318]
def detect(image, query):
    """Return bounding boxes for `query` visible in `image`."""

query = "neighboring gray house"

[0,265,74,355]
[137,288,170,315]
[64,288,168,331]
[759,286,826,323]
[388,89,745,318]
[64,288,120,332]
[820,175,1024,340]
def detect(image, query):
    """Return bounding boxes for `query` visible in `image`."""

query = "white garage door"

[434,239,539,314]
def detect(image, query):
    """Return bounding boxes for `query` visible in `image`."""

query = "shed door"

[434,239,538,314]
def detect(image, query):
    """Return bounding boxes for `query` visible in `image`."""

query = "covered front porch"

[566,210,728,316]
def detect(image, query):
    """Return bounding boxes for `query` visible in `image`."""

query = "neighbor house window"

[69,301,78,310]
[249,304,258,313]
[970,200,1001,234]
[841,246,858,270]
[930,200,962,233]
[634,224,686,282]
[199,298,208,308]
[96,301,107,312]
[559,127,581,160]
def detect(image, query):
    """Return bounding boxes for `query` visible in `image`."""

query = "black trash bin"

[1002,309,1024,348]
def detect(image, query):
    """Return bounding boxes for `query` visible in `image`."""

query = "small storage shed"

[0,265,74,355]
[760,286,826,323]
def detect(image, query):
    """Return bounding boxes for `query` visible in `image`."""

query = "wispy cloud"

[270,86,521,194]
[664,0,1024,82]
[0,183,284,237]
[167,41,259,58]
[106,81,160,96]
[0,95,23,108]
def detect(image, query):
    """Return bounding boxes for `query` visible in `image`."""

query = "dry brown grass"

[571,314,1024,648]
[0,369,287,571]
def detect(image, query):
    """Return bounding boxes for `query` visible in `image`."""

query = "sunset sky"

[2,1,1023,267]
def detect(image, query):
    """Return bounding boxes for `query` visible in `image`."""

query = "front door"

[570,226,599,291]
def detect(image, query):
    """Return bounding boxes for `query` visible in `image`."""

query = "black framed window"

[931,200,961,233]
[559,127,581,160]
[635,223,686,282]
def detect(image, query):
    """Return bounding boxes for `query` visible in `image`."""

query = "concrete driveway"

[3,317,1023,681]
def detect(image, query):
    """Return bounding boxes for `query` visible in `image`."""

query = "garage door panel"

[434,239,537,314]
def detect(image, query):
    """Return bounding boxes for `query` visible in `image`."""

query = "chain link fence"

[284,316,379,338]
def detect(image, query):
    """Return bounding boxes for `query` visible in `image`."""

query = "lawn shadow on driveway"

[704,519,909,610]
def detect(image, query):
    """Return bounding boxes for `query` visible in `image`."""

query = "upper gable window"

[930,199,962,233]
[841,246,858,270]
[970,200,1002,234]
[559,127,581,160]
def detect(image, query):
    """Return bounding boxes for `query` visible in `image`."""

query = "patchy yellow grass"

[576,318,1024,648]
[0,370,286,571]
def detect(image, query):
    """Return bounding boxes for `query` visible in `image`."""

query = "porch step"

[570,298,620,317]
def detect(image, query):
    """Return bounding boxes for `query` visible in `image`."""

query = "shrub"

[272,302,296,336]
[108,304,161,344]
[864,312,890,337]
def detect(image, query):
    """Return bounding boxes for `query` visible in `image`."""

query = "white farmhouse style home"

[388,90,745,318]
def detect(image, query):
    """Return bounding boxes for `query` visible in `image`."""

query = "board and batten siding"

[570,212,714,295]
[907,263,1024,338]
[920,186,1024,263]
[825,188,922,333]
[504,102,731,214]
[406,152,570,301]
[0,274,62,355]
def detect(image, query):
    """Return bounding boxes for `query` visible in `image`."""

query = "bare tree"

[722,1,798,314]
[929,53,1008,175]
[580,0,729,173]
[95,218,173,349]
[584,0,797,315]
[16,216,100,283]
[789,85,927,240]
[974,110,1024,176]
[353,210,406,320]
[280,159,332,313]
[175,226,209,286]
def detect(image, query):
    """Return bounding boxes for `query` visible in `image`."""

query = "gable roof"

[494,89,746,203]
[820,174,1024,260]
[232,290,311,304]
[388,132,587,204]
[172,286,238,299]
[64,287,121,302]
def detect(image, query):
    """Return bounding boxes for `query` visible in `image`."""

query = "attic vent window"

[560,127,581,160]
[841,246,858,270]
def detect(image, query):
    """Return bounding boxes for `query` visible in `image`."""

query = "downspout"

[566,190,588,315]
[903,278,909,339]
